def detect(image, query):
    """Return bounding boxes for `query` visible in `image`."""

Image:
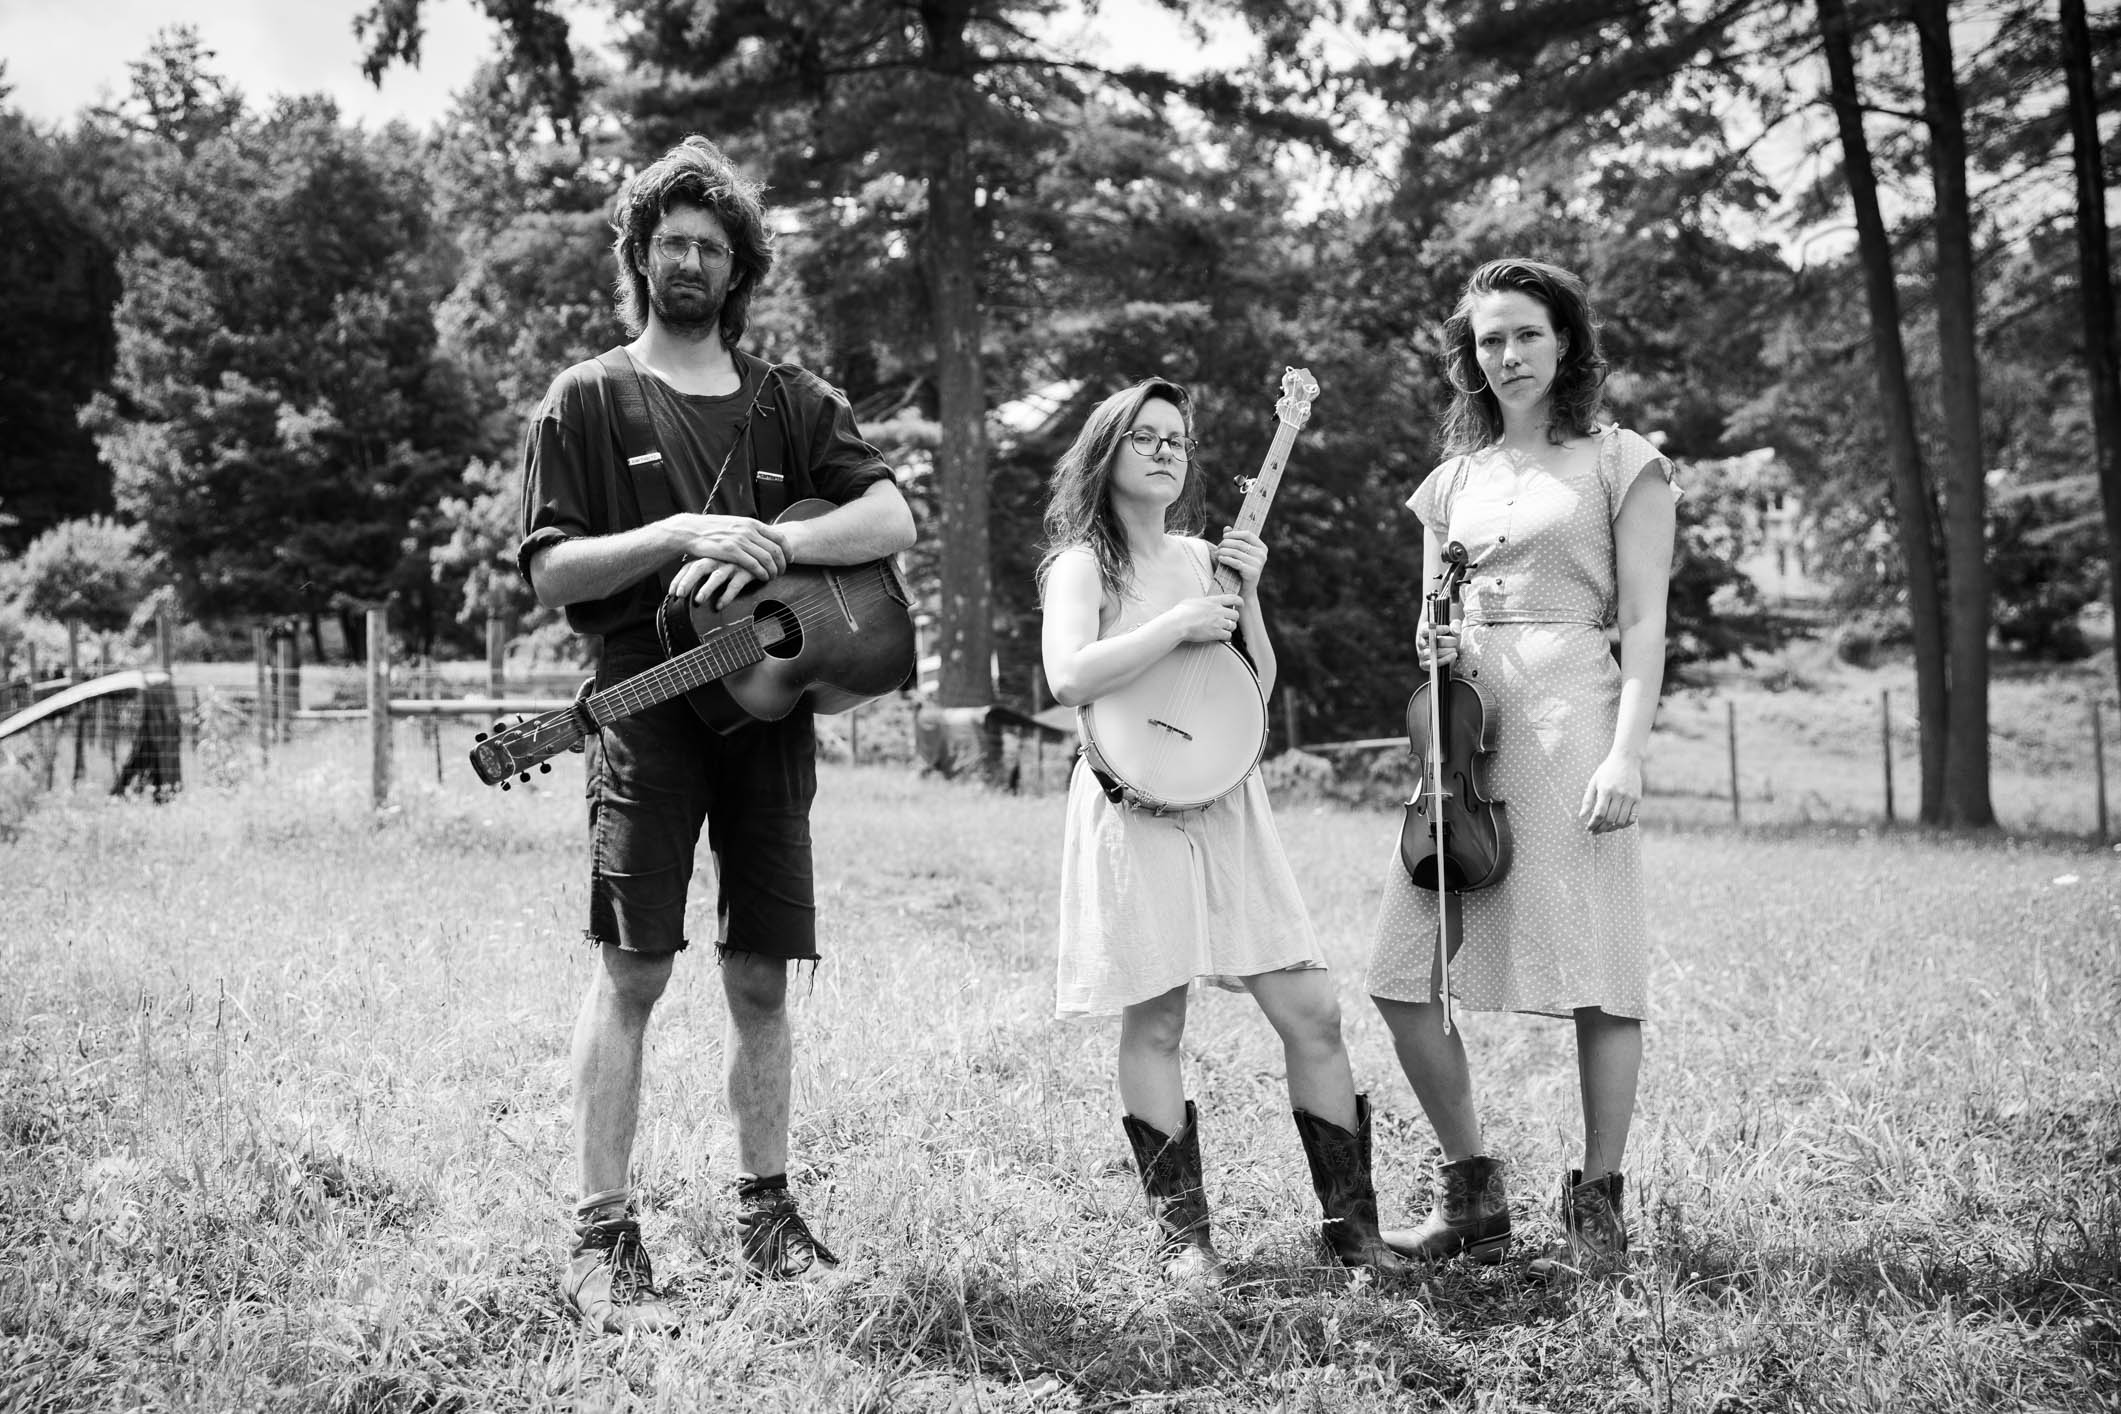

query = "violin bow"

[1427,542,1475,1035]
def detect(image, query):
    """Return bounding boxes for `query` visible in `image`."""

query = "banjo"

[1078,366,1319,812]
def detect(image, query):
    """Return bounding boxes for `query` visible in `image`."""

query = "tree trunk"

[1913,0,1994,827]
[921,5,993,714]
[2059,0,2121,711]
[1815,0,1951,823]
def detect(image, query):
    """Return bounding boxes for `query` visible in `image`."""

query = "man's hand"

[663,513,790,609]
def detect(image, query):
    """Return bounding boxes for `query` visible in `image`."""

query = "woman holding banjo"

[1368,258,1677,1281]
[1039,375,1404,1284]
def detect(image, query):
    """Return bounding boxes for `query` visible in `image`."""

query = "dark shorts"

[584,637,818,960]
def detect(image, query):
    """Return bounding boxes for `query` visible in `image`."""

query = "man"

[516,135,916,1334]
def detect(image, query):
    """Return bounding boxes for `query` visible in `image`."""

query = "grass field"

[2,732,2118,1412]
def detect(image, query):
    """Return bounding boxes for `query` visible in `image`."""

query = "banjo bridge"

[1146,718,1195,742]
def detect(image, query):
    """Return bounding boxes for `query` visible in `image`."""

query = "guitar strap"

[596,349,678,523]
[746,366,795,520]
[595,346,800,538]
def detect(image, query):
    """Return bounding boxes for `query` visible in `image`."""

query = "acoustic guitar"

[470,499,915,788]
[1078,367,1319,812]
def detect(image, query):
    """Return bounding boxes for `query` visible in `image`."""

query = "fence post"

[252,626,271,757]
[422,657,444,786]
[2094,700,2110,845]
[1880,689,1894,825]
[1726,700,1742,824]
[368,607,392,809]
[100,637,115,773]
[274,634,296,742]
[486,613,505,700]
[66,621,81,681]
[25,642,37,687]
[1283,687,1303,754]
[157,607,174,672]
[1031,666,1049,792]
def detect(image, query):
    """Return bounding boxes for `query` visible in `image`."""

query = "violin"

[1399,540,1513,1033]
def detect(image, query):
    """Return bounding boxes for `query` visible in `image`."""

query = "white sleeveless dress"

[1054,537,1327,1019]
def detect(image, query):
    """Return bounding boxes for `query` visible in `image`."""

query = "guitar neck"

[1212,418,1303,597]
[583,622,768,728]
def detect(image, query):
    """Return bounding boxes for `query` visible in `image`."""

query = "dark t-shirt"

[515,348,896,640]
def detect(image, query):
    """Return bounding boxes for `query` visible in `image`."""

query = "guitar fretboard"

[584,622,768,727]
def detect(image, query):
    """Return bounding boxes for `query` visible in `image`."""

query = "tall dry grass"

[1,726,2116,1412]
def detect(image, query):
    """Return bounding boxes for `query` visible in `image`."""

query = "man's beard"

[650,278,724,340]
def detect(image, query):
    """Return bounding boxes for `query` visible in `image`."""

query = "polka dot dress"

[1367,427,1675,1020]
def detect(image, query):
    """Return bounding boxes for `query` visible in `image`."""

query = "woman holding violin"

[1367,258,1678,1281]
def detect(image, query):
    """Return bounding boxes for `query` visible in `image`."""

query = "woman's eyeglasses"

[1124,429,1198,460]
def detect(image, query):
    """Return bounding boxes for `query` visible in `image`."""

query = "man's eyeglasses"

[652,234,734,269]
[1124,429,1197,460]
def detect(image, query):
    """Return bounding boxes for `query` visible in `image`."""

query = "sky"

[0,0,503,130]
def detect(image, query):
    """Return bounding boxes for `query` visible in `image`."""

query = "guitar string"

[497,570,899,759]
[593,569,899,721]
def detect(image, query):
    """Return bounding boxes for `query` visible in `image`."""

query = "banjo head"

[1080,644,1268,811]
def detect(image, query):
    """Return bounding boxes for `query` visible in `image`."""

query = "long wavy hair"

[1037,378,1204,602]
[610,135,774,345]
[1437,257,1607,455]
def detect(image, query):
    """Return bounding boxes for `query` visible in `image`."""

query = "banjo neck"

[1211,369,1316,596]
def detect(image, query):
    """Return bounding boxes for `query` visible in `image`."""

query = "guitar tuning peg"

[539,763,552,774]
[518,771,530,783]
[501,781,512,791]
[474,731,487,742]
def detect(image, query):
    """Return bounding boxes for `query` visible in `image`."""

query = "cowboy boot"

[1526,1169,1628,1283]
[1291,1095,1408,1274]
[1120,1101,1226,1287]
[1381,1154,1512,1263]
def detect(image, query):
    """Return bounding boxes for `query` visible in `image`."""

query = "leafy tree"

[0,109,120,552]
[4,515,154,635]
[428,456,542,629]
[75,33,479,658]
[2056,0,2121,706]
[1811,0,1951,822]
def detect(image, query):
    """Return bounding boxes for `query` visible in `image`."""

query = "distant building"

[1690,448,1832,607]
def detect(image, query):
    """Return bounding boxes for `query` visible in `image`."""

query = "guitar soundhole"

[759,602,804,659]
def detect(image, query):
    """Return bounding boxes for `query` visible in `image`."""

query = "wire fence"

[3,652,2115,842]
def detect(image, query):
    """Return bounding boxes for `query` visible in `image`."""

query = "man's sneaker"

[735,1188,841,1282]
[560,1215,680,1334]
